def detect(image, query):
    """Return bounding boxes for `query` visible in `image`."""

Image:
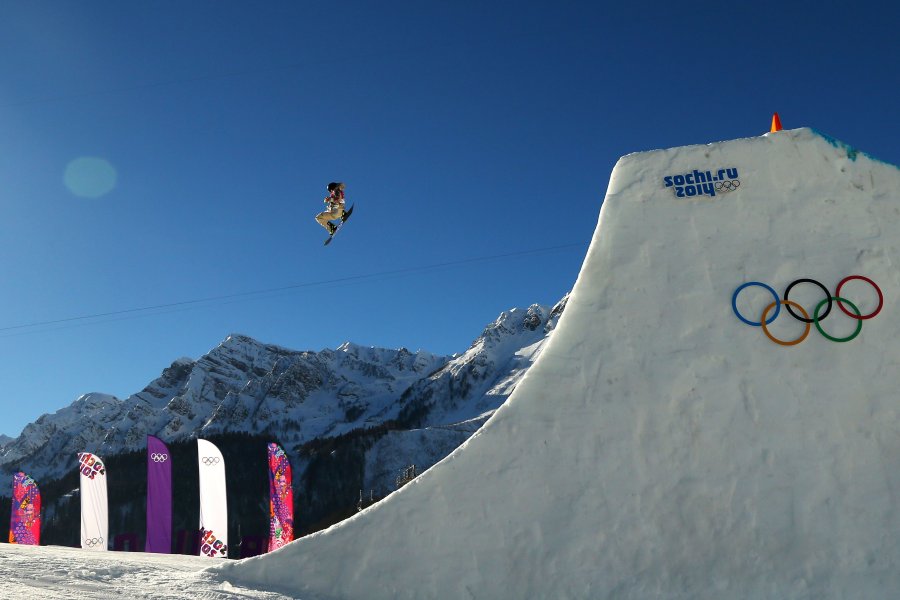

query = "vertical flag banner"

[78,452,108,551]
[145,435,172,553]
[197,438,228,558]
[267,442,294,552]
[9,472,41,545]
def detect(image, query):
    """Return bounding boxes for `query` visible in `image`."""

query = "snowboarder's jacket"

[326,182,345,207]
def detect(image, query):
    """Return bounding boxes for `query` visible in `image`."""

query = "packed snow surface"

[3,128,899,599]
[214,129,900,599]
[0,544,291,599]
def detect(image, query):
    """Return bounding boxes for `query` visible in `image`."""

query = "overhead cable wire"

[0,242,585,336]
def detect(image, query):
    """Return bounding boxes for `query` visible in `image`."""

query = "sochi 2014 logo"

[663,167,740,198]
[78,453,106,480]
[199,527,228,558]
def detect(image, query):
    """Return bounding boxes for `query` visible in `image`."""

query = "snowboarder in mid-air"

[316,182,354,245]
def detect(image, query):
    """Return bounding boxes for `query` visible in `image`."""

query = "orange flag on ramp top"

[770,112,783,132]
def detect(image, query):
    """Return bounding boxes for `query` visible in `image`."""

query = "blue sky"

[1,0,897,437]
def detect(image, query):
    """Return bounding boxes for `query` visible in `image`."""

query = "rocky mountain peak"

[1,296,567,491]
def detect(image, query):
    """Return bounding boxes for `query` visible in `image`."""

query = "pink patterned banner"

[9,472,41,545]
[267,443,294,552]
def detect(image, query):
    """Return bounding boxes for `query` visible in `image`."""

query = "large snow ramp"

[216,129,900,599]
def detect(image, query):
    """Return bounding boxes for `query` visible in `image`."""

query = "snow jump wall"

[217,129,900,599]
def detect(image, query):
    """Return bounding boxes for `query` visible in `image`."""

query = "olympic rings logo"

[150,453,168,463]
[732,276,883,345]
[84,537,104,547]
[715,180,740,192]
[202,457,220,465]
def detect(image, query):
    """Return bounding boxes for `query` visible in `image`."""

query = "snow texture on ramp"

[214,128,900,599]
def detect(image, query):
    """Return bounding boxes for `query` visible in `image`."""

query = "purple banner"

[9,472,40,545]
[267,442,294,552]
[145,435,172,553]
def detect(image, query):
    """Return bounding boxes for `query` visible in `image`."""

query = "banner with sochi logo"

[9,471,41,545]
[78,452,108,551]
[197,438,228,558]
[267,442,294,552]
[145,435,172,553]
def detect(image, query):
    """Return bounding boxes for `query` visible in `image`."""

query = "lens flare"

[64,157,117,198]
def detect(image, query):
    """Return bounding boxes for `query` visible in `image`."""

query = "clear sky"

[1,0,897,437]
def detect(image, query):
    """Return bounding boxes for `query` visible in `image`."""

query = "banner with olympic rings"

[732,276,883,345]
[9,471,40,545]
[78,452,108,551]
[145,435,172,553]
[197,438,228,558]
[267,442,294,552]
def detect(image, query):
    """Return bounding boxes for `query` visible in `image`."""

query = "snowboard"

[324,204,354,246]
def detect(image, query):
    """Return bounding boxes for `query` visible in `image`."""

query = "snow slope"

[0,543,290,600]
[213,128,900,599]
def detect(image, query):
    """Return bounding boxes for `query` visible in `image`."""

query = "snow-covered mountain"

[364,298,566,495]
[215,129,900,600]
[0,296,567,496]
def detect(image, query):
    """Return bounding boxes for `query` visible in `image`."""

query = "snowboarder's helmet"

[327,182,343,192]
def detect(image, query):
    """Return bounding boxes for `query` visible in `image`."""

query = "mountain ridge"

[0,295,568,499]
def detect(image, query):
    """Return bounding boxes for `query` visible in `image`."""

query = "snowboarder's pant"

[315,205,344,231]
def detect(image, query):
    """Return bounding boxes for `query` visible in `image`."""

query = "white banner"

[78,452,108,552]
[197,439,228,558]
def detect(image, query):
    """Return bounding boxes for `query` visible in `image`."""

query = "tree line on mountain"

[2,424,407,558]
